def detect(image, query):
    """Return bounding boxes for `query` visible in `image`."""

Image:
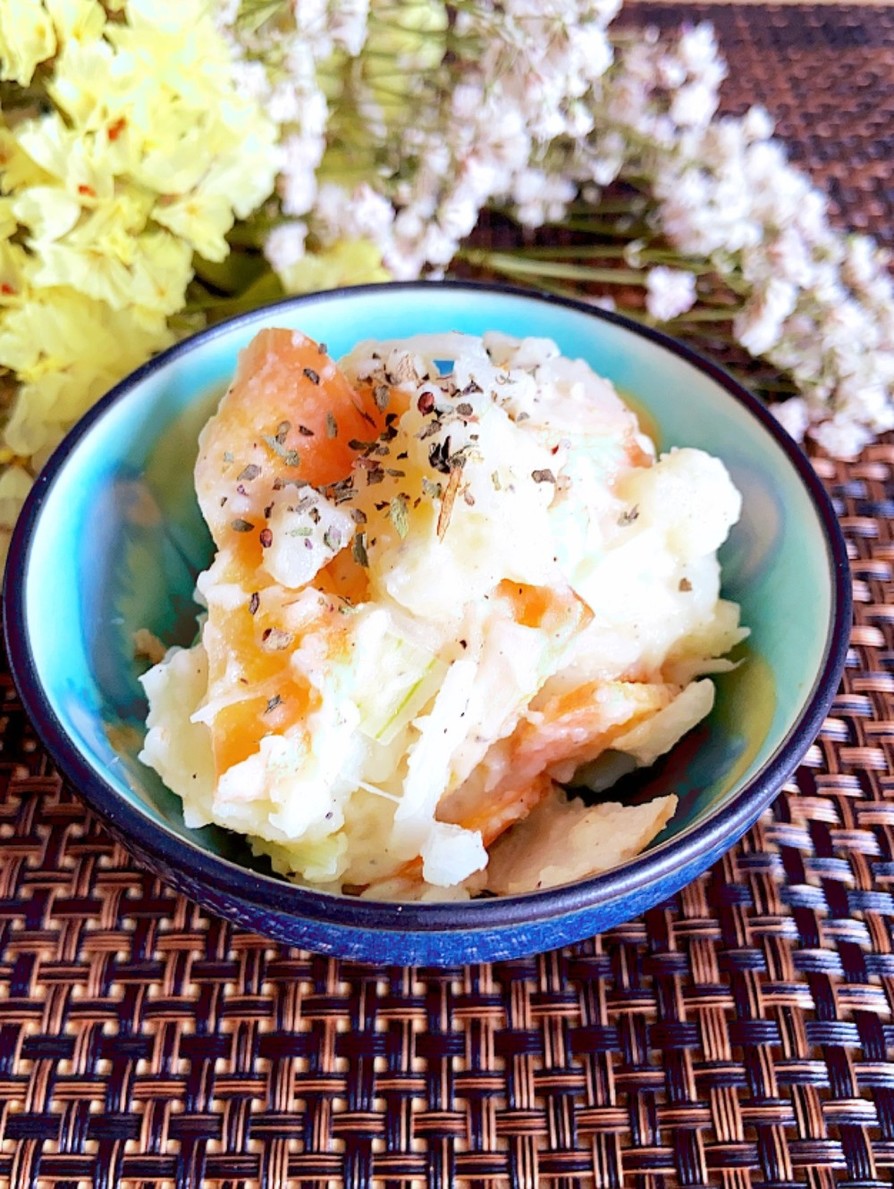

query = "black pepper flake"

[303,367,320,385]
[618,505,640,526]
[396,450,408,460]
[298,424,315,436]
[532,469,556,484]
[231,518,254,532]
[248,591,260,615]
[428,436,453,476]
[259,527,273,548]
[265,694,283,714]
[326,412,338,439]
[318,341,328,355]
[238,463,261,481]
[263,503,273,519]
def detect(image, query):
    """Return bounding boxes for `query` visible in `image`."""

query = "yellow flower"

[153,191,235,264]
[0,465,34,559]
[0,0,56,86]
[14,112,116,203]
[278,238,392,294]
[0,0,281,565]
[0,241,30,308]
[45,0,106,46]
[0,126,54,193]
[12,185,82,243]
[46,36,118,132]
[0,286,172,457]
[30,225,192,317]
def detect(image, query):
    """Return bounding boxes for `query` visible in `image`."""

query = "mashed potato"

[139,328,746,899]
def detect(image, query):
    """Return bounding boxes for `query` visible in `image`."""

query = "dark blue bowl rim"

[3,279,852,935]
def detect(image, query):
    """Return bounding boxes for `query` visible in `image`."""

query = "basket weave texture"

[3,5,894,1186]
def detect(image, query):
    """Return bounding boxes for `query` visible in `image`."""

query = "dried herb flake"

[352,532,370,568]
[389,494,410,539]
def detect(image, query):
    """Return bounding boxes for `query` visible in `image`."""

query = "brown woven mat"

[3,6,894,1187]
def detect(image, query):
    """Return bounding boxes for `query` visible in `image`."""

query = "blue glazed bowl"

[4,282,851,965]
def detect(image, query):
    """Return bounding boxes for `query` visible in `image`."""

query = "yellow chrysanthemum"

[0,0,56,86]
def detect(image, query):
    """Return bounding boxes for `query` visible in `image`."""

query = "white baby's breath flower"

[265,222,308,274]
[734,278,798,356]
[771,397,810,444]
[810,414,876,461]
[645,267,697,322]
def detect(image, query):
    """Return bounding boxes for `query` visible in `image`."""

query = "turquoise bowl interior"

[4,282,851,964]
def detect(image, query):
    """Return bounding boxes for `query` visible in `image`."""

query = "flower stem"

[460,249,647,285]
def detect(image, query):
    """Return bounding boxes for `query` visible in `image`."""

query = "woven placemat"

[2,6,894,1187]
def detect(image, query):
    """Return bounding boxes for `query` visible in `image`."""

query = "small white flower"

[741,105,775,142]
[645,267,697,322]
[771,397,809,444]
[809,415,875,460]
[265,222,308,273]
[734,278,798,356]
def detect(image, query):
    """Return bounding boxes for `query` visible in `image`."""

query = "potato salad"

[139,328,746,900]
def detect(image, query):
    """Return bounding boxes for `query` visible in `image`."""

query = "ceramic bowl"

[4,282,851,965]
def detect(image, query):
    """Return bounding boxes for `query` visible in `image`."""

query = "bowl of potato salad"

[4,282,851,964]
